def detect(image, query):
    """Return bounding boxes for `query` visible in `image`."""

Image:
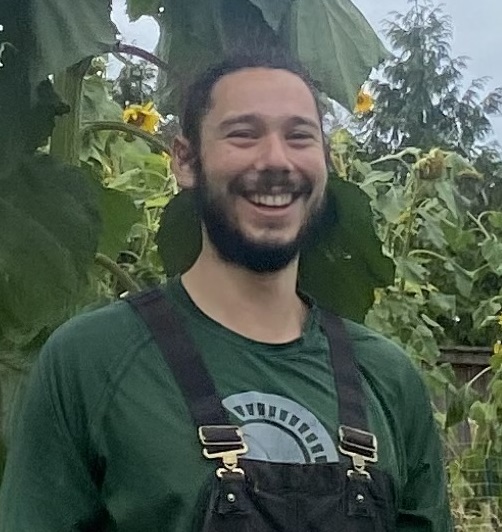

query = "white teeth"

[249,193,293,207]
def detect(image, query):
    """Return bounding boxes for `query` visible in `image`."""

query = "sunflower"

[123,102,161,133]
[354,90,374,114]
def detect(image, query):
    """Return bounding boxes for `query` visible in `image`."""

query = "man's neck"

[181,244,307,344]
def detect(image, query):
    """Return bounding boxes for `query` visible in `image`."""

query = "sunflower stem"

[81,121,170,155]
[114,43,170,73]
[95,253,141,294]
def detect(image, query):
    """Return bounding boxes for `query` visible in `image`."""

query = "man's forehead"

[206,67,319,122]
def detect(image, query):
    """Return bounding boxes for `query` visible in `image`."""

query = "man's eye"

[288,131,314,140]
[227,130,256,139]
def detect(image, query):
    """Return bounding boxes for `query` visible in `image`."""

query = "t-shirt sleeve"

[0,339,109,531]
[396,368,453,531]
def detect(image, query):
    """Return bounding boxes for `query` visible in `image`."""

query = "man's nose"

[254,134,294,173]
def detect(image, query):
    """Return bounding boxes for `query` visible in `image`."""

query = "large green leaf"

[428,292,456,317]
[81,76,123,123]
[156,176,394,321]
[155,0,387,113]
[291,0,388,110]
[155,190,202,277]
[96,187,142,261]
[0,154,101,344]
[298,178,395,321]
[29,0,117,85]
[0,0,116,168]
[80,75,126,164]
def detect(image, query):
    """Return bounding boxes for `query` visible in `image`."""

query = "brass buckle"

[338,425,378,480]
[198,425,248,476]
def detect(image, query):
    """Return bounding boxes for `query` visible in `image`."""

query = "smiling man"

[177,64,328,279]
[0,54,452,531]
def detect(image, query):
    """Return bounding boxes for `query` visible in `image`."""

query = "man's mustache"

[228,171,312,196]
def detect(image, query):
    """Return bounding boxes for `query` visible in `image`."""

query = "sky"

[111,0,502,141]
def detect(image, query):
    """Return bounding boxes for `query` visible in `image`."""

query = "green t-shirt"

[0,277,452,531]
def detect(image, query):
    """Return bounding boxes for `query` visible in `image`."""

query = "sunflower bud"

[414,148,445,180]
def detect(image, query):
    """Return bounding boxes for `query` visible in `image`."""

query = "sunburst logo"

[222,392,339,464]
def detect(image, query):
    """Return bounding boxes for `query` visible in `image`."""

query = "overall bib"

[127,289,398,531]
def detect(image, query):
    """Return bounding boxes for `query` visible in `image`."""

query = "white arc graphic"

[222,391,339,464]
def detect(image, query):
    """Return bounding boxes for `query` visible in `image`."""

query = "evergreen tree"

[359,0,502,165]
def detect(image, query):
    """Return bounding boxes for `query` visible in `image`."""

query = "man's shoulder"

[340,317,433,426]
[39,294,151,373]
[342,318,409,362]
[340,317,423,387]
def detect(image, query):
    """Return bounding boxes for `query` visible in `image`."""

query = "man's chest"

[92,346,402,529]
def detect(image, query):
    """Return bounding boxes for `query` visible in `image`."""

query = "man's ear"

[171,135,197,189]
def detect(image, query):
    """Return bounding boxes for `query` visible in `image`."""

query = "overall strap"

[320,310,378,475]
[126,287,229,427]
[320,311,368,431]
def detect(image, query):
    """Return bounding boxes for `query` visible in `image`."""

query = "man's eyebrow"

[218,114,321,130]
[218,114,261,129]
[286,116,321,130]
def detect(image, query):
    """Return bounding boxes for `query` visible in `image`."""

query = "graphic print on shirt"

[222,391,339,464]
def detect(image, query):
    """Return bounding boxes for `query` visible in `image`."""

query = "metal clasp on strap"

[198,425,248,477]
[338,425,378,480]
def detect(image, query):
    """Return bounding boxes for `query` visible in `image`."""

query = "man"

[0,53,452,530]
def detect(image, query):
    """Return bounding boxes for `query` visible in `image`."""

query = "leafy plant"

[329,128,502,525]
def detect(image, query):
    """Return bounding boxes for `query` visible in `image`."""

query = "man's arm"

[0,344,108,531]
[397,370,453,531]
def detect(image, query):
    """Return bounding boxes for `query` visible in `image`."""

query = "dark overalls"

[127,289,397,531]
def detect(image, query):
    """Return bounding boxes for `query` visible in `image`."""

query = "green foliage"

[28,0,116,86]
[298,178,395,322]
[96,186,142,261]
[0,155,101,346]
[331,130,502,524]
[155,190,201,276]
[79,79,174,290]
[291,0,390,110]
[353,145,502,350]
[154,0,388,113]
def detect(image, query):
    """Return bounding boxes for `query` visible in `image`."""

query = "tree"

[359,1,502,164]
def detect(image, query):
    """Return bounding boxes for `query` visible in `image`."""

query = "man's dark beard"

[193,169,327,273]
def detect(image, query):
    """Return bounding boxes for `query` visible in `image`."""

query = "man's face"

[194,67,328,272]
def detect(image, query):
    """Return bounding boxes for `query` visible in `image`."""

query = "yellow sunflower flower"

[354,90,374,114]
[123,102,161,133]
